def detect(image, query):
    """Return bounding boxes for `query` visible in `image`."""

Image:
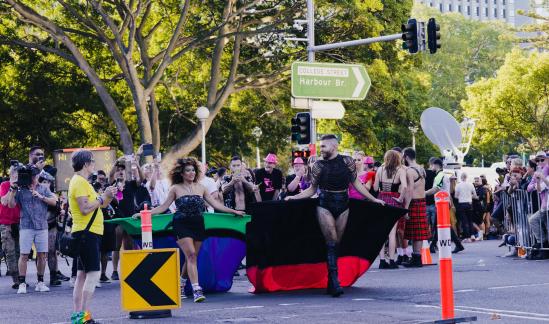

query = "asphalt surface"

[0,240,547,324]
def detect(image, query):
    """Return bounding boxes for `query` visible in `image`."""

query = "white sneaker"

[17,282,27,294]
[69,277,76,288]
[35,281,50,292]
[96,282,102,288]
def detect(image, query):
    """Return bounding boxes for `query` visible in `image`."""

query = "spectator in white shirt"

[455,172,478,240]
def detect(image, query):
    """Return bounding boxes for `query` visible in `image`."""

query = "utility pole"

[289,0,436,148]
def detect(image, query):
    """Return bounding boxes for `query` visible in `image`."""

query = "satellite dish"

[420,107,462,154]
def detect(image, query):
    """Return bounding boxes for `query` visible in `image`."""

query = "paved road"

[0,240,547,324]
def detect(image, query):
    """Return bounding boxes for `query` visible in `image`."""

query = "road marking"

[278,303,301,306]
[487,282,549,290]
[416,305,549,322]
[196,306,265,313]
[352,298,374,301]
[455,289,477,293]
[456,305,549,318]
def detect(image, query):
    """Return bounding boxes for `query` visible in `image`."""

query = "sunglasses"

[536,159,546,162]
[353,159,362,162]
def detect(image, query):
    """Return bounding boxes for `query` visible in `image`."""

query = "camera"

[89,172,104,193]
[15,164,39,188]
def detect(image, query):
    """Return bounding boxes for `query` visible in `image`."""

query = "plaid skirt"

[379,191,405,231]
[404,198,431,240]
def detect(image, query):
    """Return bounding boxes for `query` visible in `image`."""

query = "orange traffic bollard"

[435,191,454,320]
[140,204,153,250]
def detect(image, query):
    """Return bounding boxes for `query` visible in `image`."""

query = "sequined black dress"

[173,195,206,241]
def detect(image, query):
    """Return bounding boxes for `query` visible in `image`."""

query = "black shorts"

[101,222,117,252]
[73,231,101,273]
[173,213,206,241]
[318,191,349,218]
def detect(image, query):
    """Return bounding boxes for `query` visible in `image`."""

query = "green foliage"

[461,48,549,155]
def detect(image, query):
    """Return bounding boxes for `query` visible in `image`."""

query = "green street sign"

[291,62,371,100]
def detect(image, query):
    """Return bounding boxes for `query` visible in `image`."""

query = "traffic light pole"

[306,0,317,144]
[304,0,405,145]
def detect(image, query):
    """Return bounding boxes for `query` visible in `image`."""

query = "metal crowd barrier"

[501,189,549,251]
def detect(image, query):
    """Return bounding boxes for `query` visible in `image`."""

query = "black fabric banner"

[246,198,408,293]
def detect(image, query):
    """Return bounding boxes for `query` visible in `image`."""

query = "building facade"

[415,0,545,27]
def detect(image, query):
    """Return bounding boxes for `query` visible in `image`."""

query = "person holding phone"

[222,156,260,213]
[29,146,46,171]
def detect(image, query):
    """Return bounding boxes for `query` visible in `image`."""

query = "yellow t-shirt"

[68,174,104,235]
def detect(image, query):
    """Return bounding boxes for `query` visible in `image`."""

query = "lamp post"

[195,106,210,165]
[252,126,262,169]
[408,125,419,150]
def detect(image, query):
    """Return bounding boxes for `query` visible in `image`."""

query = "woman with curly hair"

[145,157,244,302]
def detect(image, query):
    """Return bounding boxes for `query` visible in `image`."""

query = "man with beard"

[287,135,385,297]
[401,148,431,267]
[222,156,261,212]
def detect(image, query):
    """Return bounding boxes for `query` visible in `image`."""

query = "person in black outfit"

[108,159,151,280]
[254,154,283,201]
[287,135,385,297]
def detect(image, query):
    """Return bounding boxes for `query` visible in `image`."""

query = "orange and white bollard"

[435,191,454,320]
[140,204,153,250]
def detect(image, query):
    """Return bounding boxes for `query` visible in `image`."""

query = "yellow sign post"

[120,248,181,312]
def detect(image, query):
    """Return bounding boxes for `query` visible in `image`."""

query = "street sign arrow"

[124,251,177,307]
[291,62,371,100]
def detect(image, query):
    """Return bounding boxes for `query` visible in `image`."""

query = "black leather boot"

[326,242,343,297]
[403,253,423,268]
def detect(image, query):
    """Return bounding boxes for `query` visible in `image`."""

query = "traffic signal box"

[427,18,441,54]
[291,112,311,145]
[291,149,312,164]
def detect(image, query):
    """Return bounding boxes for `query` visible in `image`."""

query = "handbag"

[59,208,99,258]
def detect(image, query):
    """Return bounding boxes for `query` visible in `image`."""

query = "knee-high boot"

[326,242,343,297]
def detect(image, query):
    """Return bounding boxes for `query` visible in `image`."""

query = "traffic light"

[427,18,441,54]
[401,18,418,54]
[291,112,311,145]
[292,149,311,163]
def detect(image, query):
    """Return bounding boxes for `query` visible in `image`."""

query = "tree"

[461,49,549,154]
[516,0,549,50]
[1,1,299,165]
[412,5,515,113]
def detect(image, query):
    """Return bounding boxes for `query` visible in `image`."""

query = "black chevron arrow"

[125,251,177,306]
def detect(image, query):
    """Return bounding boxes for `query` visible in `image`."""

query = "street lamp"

[252,126,262,169]
[408,125,418,150]
[195,106,210,165]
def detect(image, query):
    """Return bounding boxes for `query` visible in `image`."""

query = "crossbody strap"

[83,207,99,233]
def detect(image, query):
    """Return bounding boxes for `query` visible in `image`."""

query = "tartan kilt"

[404,198,431,240]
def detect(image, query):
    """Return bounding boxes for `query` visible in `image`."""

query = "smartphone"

[10,160,19,167]
[38,156,45,162]
[156,152,162,162]
[143,144,154,157]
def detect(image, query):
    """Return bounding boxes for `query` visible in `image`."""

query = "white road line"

[487,282,549,290]
[352,298,374,301]
[195,305,265,313]
[455,305,549,318]
[415,305,549,322]
[279,303,301,306]
[455,289,477,293]
[454,308,549,322]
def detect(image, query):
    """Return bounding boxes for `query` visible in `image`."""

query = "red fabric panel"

[247,256,370,293]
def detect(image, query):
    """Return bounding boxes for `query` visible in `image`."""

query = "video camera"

[10,160,40,188]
